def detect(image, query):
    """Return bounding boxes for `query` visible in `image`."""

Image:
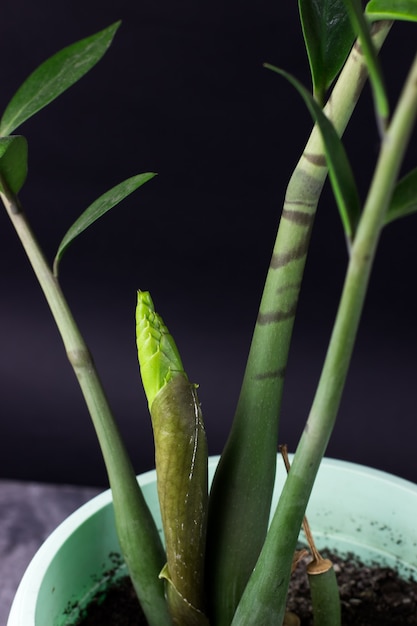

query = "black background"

[1,1,416,487]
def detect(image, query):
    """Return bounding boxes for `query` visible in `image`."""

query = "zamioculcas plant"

[136,291,209,625]
[3,1,417,625]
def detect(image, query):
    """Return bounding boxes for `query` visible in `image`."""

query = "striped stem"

[232,47,417,626]
[206,21,391,626]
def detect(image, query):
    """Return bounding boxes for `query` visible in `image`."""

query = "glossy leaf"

[298,0,355,104]
[264,64,361,242]
[0,22,120,136]
[0,136,28,194]
[366,0,417,21]
[342,0,389,130]
[53,172,156,275]
[384,168,417,225]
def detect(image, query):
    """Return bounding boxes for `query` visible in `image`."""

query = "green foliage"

[53,173,156,276]
[0,26,171,626]
[0,22,120,136]
[264,64,360,243]
[298,0,355,104]
[0,136,28,194]
[231,48,417,621]
[385,168,417,224]
[366,0,417,21]
[342,0,389,131]
[2,7,417,626]
[136,290,185,409]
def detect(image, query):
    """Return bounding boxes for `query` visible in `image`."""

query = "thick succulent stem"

[232,48,417,626]
[1,190,171,626]
[206,22,391,626]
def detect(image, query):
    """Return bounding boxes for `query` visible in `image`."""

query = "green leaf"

[384,167,417,225]
[53,172,156,275]
[298,0,355,105]
[0,22,121,136]
[0,136,28,194]
[264,64,361,242]
[366,0,417,21]
[342,0,389,130]
[136,290,185,409]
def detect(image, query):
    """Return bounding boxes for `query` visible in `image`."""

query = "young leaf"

[0,22,121,137]
[264,64,361,242]
[342,0,389,131]
[298,0,355,105]
[136,291,209,625]
[307,560,341,626]
[136,290,185,409]
[366,0,417,21]
[384,167,417,225]
[0,136,28,194]
[53,172,156,275]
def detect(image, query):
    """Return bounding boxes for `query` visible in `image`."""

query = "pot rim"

[8,456,417,625]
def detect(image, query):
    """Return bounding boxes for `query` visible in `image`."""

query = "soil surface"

[74,551,417,625]
[72,576,148,626]
[287,551,417,625]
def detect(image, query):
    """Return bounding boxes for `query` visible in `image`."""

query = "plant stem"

[1,189,172,626]
[206,21,391,626]
[232,50,417,626]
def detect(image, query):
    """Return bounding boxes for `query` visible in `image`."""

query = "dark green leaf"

[366,0,417,21]
[342,0,389,130]
[0,136,28,194]
[53,172,156,275]
[264,64,361,241]
[298,0,355,104]
[0,22,121,136]
[384,168,417,225]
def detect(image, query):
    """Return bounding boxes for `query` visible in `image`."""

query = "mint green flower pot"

[8,457,417,625]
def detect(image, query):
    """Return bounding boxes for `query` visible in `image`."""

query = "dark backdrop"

[1,2,416,487]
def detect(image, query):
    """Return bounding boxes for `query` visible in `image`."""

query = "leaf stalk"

[231,49,417,626]
[207,21,391,626]
[0,186,171,626]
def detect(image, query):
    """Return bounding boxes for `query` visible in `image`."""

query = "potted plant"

[3,1,417,624]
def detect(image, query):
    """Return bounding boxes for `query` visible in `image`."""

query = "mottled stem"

[232,47,417,626]
[206,21,391,626]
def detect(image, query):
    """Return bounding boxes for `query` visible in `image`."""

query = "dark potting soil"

[73,551,417,625]
[71,576,148,626]
[286,551,417,625]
